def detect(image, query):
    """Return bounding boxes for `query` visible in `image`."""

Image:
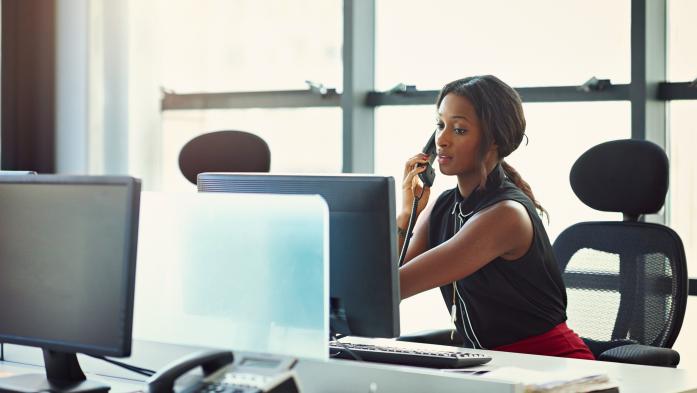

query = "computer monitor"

[0,175,141,393]
[197,173,400,338]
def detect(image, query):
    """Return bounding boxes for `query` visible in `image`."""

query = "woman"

[398,75,594,360]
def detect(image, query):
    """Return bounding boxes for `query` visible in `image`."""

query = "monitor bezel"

[0,175,141,357]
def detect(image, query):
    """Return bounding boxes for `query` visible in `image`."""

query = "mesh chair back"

[555,221,688,348]
[179,130,270,184]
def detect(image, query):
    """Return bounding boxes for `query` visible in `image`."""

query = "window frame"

[158,0,697,295]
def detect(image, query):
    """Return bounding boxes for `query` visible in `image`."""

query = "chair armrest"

[598,344,680,367]
[396,329,464,347]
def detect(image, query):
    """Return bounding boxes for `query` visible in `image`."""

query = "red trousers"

[494,322,595,360]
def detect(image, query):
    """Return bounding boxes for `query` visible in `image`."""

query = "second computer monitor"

[197,173,400,338]
[0,175,140,392]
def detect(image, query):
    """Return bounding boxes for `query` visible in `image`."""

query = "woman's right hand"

[399,153,432,226]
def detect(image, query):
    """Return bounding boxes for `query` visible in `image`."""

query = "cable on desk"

[87,354,156,377]
[329,329,362,362]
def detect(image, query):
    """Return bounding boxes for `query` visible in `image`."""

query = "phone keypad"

[224,373,271,388]
[196,381,261,393]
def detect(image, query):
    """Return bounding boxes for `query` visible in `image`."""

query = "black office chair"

[553,139,688,367]
[178,130,270,184]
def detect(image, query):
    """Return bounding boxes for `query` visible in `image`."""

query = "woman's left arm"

[399,200,533,299]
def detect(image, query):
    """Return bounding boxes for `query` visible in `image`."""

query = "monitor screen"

[197,173,400,338]
[0,175,140,392]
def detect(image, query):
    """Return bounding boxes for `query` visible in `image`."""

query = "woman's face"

[435,93,489,176]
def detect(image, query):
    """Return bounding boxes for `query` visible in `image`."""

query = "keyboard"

[329,341,492,369]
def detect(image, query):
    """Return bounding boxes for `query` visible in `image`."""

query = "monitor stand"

[0,350,110,393]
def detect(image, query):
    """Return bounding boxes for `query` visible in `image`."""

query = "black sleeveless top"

[429,164,567,349]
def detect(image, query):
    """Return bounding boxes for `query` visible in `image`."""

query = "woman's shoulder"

[476,199,531,226]
[482,181,534,211]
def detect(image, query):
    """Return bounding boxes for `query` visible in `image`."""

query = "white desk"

[0,361,142,393]
[295,338,697,393]
[2,339,697,393]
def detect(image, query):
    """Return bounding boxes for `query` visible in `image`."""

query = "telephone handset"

[417,130,437,187]
[399,130,437,266]
[146,349,300,393]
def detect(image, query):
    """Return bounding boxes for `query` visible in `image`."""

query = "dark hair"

[436,75,546,216]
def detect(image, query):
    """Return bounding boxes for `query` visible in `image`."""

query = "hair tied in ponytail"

[500,161,548,222]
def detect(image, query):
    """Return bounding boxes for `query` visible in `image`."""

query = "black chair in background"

[554,139,688,367]
[178,130,270,184]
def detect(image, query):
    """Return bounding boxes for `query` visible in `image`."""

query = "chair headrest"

[179,130,270,185]
[570,139,668,215]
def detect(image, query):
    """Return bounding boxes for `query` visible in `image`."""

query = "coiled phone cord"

[398,187,425,266]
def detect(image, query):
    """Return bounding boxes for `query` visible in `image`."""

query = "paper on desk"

[476,367,619,393]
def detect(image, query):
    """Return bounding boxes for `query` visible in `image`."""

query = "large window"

[162,108,342,191]
[667,0,697,81]
[506,102,629,240]
[669,102,697,270]
[127,0,343,190]
[668,102,697,372]
[153,0,342,93]
[375,0,630,90]
[667,0,697,372]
